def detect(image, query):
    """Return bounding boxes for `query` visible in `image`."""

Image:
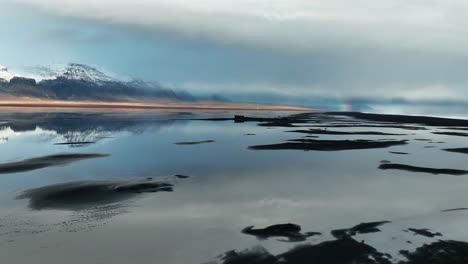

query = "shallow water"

[1,110,468,263]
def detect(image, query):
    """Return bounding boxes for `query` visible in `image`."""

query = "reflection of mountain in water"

[0,111,187,146]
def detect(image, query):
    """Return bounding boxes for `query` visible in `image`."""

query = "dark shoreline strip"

[326,112,468,127]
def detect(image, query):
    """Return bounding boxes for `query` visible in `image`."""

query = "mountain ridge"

[0,63,197,102]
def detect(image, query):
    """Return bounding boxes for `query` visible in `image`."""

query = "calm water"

[1,110,468,263]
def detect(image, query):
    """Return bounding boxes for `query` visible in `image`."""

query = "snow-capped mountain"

[0,63,199,102]
[0,66,16,82]
[56,63,116,83]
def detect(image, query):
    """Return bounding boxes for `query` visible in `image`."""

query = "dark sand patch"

[213,238,468,264]
[249,139,408,151]
[216,247,277,264]
[444,148,468,154]
[414,139,431,141]
[289,129,406,136]
[406,228,442,238]
[331,221,391,239]
[54,141,96,146]
[389,151,409,155]
[175,174,190,179]
[440,127,468,130]
[175,140,215,145]
[17,178,175,211]
[237,115,313,127]
[378,163,468,175]
[440,127,468,132]
[241,223,321,242]
[277,237,392,264]
[0,153,109,174]
[441,208,468,212]
[432,131,468,137]
[207,217,468,264]
[400,240,468,264]
[211,237,391,264]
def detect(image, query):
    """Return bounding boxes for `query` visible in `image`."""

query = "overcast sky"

[2,0,468,104]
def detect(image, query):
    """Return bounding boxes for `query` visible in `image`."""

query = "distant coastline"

[0,99,312,111]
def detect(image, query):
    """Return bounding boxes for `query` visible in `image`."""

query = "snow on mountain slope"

[0,63,198,102]
[57,63,115,83]
[0,66,15,82]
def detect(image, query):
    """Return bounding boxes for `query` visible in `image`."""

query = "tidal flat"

[1,110,468,263]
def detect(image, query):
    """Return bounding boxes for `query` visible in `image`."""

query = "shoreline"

[0,100,313,112]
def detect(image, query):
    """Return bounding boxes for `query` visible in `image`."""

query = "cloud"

[8,0,468,55]
[37,27,113,45]
[180,81,465,102]
[5,0,468,105]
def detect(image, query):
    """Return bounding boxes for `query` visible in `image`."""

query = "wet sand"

[3,110,468,263]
